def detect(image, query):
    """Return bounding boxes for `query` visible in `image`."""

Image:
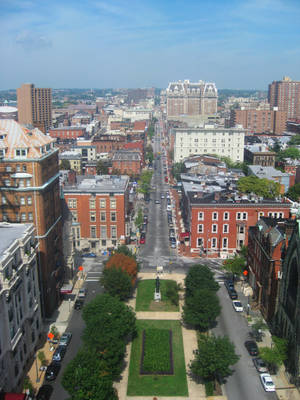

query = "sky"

[1,0,300,90]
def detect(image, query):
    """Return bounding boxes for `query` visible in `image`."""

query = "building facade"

[63,175,130,254]
[268,77,300,119]
[0,120,63,317]
[112,150,142,175]
[17,83,52,133]
[49,126,86,140]
[244,147,276,167]
[0,223,42,392]
[173,125,245,163]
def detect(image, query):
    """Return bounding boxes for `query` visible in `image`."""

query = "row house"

[49,126,86,141]
[244,145,276,167]
[93,134,126,154]
[63,175,130,254]
[181,182,291,258]
[111,150,142,176]
[247,217,295,323]
[59,151,82,173]
[0,223,42,392]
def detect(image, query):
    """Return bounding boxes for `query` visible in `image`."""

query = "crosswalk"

[86,271,102,282]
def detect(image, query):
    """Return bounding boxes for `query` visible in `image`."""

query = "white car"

[260,373,276,392]
[232,300,243,312]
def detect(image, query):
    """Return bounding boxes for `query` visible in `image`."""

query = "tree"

[223,255,246,277]
[289,135,300,146]
[100,266,133,301]
[38,350,47,366]
[185,265,219,297]
[171,162,186,181]
[182,289,221,331]
[114,244,136,260]
[145,145,154,164]
[137,170,153,196]
[286,183,300,201]
[259,336,288,374]
[105,252,138,285]
[135,208,143,230]
[62,348,117,400]
[277,147,300,161]
[190,334,239,382]
[59,159,71,170]
[237,175,280,199]
[96,160,109,174]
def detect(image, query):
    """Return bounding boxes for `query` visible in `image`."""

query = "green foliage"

[60,159,71,170]
[252,319,268,333]
[145,145,154,163]
[50,324,60,339]
[96,160,109,174]
[165,280,179,306]
[189,334,240,381]
[289,135,300,146]
[182,289,221,331]
[237,175,280,199]
[223,255,246,276]
[115,244,136,260]
[23,376,34,395]
[277,147,300,161]
[62,348,117,400]
[142,329,171,372]
[286,183,300,201]
[185,265,219,297]
[271,140,281,153]
[259,336,288,373]
[171,162,186,181]
[220,156,248,174]
[137,171,153,195]
[135,208,143,229]
[100,266,133,301]
[147,124,155,139]
[205,380,214,396]
[38,350,47,366]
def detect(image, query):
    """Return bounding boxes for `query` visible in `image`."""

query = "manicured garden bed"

[127,320,188,396]
[135,279,179,312]
[140,328,173,375]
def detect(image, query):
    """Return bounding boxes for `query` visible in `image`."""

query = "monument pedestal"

[154,291,161,302]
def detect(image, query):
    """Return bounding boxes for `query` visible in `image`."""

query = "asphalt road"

[214,285,277,400]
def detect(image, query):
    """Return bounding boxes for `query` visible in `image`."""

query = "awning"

[179,232,190,239]
[60,284,73,294]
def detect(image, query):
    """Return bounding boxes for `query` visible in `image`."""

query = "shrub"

[165,281,179,306]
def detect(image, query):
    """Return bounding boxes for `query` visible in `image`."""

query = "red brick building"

[93,135,126,153]
[124,141,144,165]
[63,175,130,253]
[182,189,291,258]
[112,150,142,175]
[49,126,86,140]
[268,77,300,119]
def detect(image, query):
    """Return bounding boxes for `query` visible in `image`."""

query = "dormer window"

[15,149,27,157]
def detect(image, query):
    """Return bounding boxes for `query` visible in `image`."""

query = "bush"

[165,281,179,306]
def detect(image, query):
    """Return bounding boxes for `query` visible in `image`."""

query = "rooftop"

[63,174,129,193]
[0,223,32,258]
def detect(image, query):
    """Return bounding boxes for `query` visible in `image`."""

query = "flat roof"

[0,223,32,257]
[63,174,129,193]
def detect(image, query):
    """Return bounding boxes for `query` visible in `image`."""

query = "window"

[90,226,96,238]
[242,212,247,220]
[26,179,31,187]
[259,212,264,219]
[89,198,96,209]
[100,225,107,238]
[279,212,283,218]
[19,179,24,188]
[90,212,96,222]
[198,224,203,233]
[1,196,6,205]
[197,238,204,247]
[68,199,77,208]
[212,224,218,233]
[111,226,117,238]
[198,212,204,221]
[20,197,25,205]
[239,226,244,234]
[212,212,218,220]
[110,199,116,209]
[212,237,217,248]
[6,165,11,172]
[223,237,228,248]
[28,212,33,221]
[27,196,32,205]
[21,213,26,221]
[100,212,106,222]
[223,224,229,233]
[236,212,241,220]
[111,212,116,222]
[100,199,106,208]
[71,211,78,221]
[4,179,10,187]
[16,164,20,172]
[223,212,229,220]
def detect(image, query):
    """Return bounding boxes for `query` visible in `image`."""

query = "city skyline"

[1,0,300,90]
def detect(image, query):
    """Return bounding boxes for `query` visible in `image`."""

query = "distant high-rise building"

[268,76,300,119]
[17,83,52,132]
[166,79,218,121]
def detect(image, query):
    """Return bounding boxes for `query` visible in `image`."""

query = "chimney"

[214,192,220,201]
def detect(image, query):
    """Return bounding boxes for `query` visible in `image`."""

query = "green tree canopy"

[182,289,221,331]
[114,244,136,260]
[185,265,219,297]
[223,255,246,276]
[190,334,240,382]
[286,183,300,202]
[171,162,186,181]
[59,159,71,170]
[137,171,153,195]
[100,266,133,301]
[135,208,143,229]
[259,336,288,374]
[145,145,154,164]
[96,160,109,174]
[289,135,300,146]
[277,147,300,161]
[62,348,117,400]
[237,175,280,199]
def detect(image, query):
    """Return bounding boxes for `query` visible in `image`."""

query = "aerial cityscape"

[1,1,300,400]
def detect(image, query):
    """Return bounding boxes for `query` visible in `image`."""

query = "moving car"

[155,199,160,204]
[74,299,84,310]
[59,332,72,347]
[45,362,61,381]
[161,194,165,199]
[232,300,243,312]
[78,288,87,298]
[244,340,259,356]
[81,252,96,258]
[253,357,268,373]
[52,345,67,362]
[36,384,53,400]
[260,373,275,392]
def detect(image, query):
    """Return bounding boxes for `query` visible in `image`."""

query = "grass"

[127,320,188,396]
[142,329,172,373]
[135,279,180,312]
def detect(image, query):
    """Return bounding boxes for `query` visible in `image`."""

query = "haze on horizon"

[1,0,300,91]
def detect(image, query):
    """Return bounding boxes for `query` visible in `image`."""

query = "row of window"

[1,195,33,205]
[90,225,117,238]
[197,211,284,221]
[4,178,32,187]
[2,212,33,222]
[72,211,117,222]
[5,164,27,172]
[68,198,117,209]
[197,237,228,248]
[197,223,239,234]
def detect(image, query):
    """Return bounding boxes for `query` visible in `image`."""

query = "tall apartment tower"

[0,119,63,317]
[17,83,52,133]
[268,76,300,119]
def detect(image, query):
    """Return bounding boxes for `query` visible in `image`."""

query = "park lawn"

[127,320,188,396]
[135,279,179,312]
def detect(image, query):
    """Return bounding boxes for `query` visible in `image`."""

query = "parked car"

[36,384,53,400]
[169,237,176,248]
[78,288,87,298]
[161,194,165,199]
[74,299,84,310]
[155,199,160,204]
[260,373,276,392]
[167,205,172,211]
[59,332,72,347]
[232,300,243,312]
[140,236,146,244]
[225,279,235,291]
[253,357,268,373]
[82,252,96,258]
[143,215,148,223]
[228,288,238,299]
[244,340,259,356]
[52,345,67,362]
[169,229,175,237]
[45,362,61,381]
